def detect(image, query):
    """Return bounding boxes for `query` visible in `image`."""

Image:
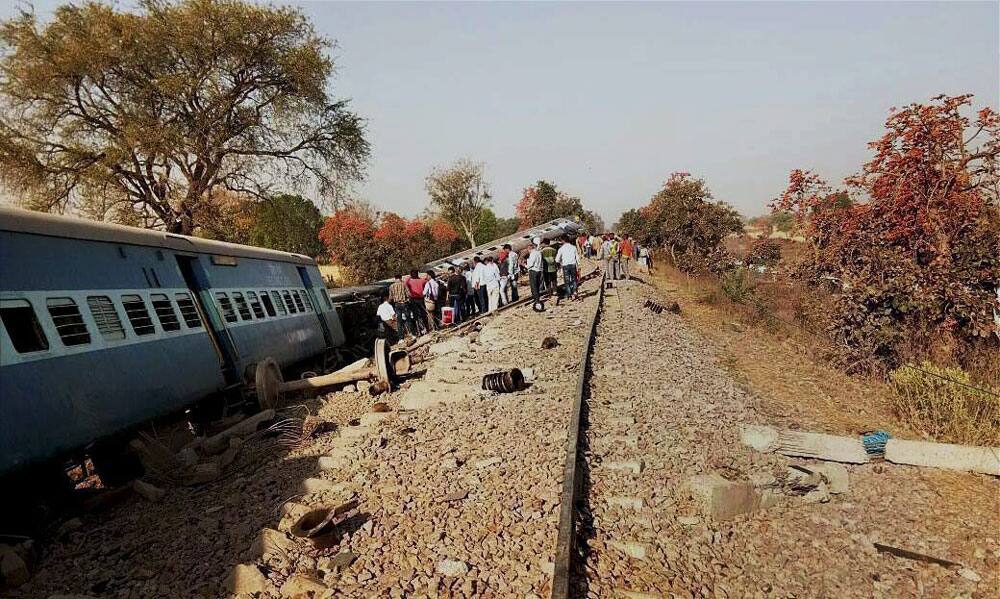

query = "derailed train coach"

[0,207,346,486]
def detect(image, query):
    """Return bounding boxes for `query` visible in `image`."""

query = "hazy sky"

[4,1,998,224]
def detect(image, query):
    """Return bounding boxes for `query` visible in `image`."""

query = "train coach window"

[215,293,237,323]
[292,290,306,313]
[247,292,265,319]
[150,294,181,332]
[259,292,277,317]
[282,290,297,314]
[175,293,202,328]
[46,298,92,346]
[0,299,49,353]
[270,291,287,316]
[86,296,126,341]
[121,295,156,336]
[232,292,252,321]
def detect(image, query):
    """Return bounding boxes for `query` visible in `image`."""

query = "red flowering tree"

[774,94,1000,369]
[319,205,462,283]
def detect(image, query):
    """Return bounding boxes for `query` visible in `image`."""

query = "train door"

[176,255,241,385]
[297,266,335,349]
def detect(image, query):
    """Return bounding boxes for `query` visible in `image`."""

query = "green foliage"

[0,0,368,234]
[720,268,756,304]
[629,173,743,272]
[770,210,795,233]
[516,180,599,230]
[250,194,324,257]
[472,208,520,245]
[425,159,491,247]
[745,238,782,267]
[890,362,1000,445]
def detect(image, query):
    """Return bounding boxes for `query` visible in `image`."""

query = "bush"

[889,362,1000,445]
[720,268,756,304]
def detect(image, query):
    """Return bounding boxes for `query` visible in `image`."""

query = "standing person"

[599,234,613,279]
[541,239,558,292]
[423,270,442,331]
[638,245,650,273]
[446,266,466,324]
[526,237,545,306]
[497,246,510,307]
[505,243,520,302]
[471,256,488,314]
[609,236,621,280]
[619,234,634,280]
[376,293,399,344]
[389,273,417,339]
[556,234,580,300]
[480,256,502,312]
[463,262,477,317]
[405,269,428,335]
[591,234,602,260]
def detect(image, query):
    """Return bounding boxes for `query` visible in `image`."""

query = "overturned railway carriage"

[0,207,346,481]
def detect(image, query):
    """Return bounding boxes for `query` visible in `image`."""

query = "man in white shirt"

[376,294,398,344]
[505,243,520,302]
[555,235,580,300]
[471,256,488,314]
[526,237,545,306]
[478,256,502,312]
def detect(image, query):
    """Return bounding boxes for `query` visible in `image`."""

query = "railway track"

[553,275,671,599]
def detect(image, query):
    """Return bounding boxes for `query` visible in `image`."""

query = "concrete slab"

[885,438,1000,475]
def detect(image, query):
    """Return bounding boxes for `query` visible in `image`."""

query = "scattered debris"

[482,368,526,393]
[666,301,681,313]
[290,499,361,539]
[686,473,777,520]
[319,551,357,572]
[0,543,29,588]
[203,410,276,455]
[676,516,701,526]
[440,489,469,503]
[372,402,391,413]
[541,336,559,349]
[873,542,962,568]
[131,479,166,502]
[279,573,327,596]
[957,568,981,582]
[224,563,268,595]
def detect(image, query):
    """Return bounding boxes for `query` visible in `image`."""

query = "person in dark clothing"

[406,269,428,335]
[446,266,466,324]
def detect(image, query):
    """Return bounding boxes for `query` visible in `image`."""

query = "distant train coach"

[0,207,346,481]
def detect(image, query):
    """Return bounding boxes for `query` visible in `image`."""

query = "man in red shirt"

[405,269,428,335]
[619,235,634,280]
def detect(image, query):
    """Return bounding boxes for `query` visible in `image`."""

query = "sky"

[3,1,998,225]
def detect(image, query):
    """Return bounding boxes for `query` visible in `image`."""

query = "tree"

[515,180,601,231]
[425,159,491,247]
[249,194,324,257]
[471,208,520,246]
[634,172,743,270]
[773,94,1000,369]
[319,204,462,284]
[0,0,369,234]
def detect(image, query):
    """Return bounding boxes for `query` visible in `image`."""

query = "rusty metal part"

[290,498,361,539]
[482,368,526,393]
[255,339,407,409]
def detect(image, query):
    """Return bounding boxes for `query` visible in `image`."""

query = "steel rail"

[551,270,607,598]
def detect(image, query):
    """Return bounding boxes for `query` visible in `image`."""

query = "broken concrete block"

[318,551,357,572]
[808,463,850,494]
[279,573,327,597]
[687,474,769,520]
[300,478,347,494]
[360,412,392,427]
[741,424,869,464]
[182,462,221,486]
[884,439,1000,476]
[203,409,275,455]
[248,528,294,561]
[0,543,29,587]
[436,559,469,577]
[225,563,267,595]
[131,479,166,502]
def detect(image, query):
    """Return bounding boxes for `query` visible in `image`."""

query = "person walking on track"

[504,243,520,302]
[619,234,634,280]
[556,234,580,300]
[541,239,558,292]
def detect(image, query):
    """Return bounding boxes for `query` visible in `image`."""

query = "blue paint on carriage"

[0,332,222,474]
[0,207,348,476]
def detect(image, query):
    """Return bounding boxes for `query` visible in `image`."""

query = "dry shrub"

[720,269,756,304]
[889,362,1000,446]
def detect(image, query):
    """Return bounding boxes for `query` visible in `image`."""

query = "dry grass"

[889,363,1000,446]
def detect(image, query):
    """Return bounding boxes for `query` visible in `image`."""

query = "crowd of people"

[375,232,652,343]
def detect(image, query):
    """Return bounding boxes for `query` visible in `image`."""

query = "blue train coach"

[0,207,346,483]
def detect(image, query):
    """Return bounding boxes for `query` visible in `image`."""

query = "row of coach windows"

[213,288,313,325]
[0,292,204,354]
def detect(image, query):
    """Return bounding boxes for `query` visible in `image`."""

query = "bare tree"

[425,158,491,247]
